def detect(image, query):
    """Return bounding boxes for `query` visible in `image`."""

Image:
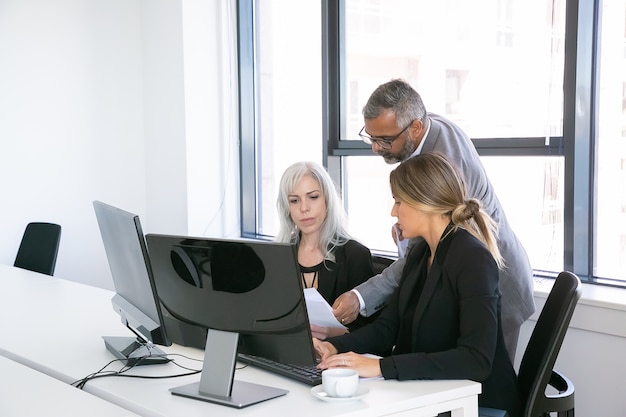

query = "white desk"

[0,355,139,417]
[0,264,480,417]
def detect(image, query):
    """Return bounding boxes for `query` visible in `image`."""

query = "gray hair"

[362,79,428,128]
[276,161,350,262]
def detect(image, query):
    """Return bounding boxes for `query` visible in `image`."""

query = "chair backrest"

[372,255,395,275]
[14,222,62,276]
[517,270,582,416]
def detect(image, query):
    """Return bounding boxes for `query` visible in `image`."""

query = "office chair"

[371,255,395,275]
[13,222,62,276]
[479,270,582,417]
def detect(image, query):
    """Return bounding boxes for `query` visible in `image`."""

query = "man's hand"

[331,291,360,325]
[392,223,404,246]
[392,223,409,257]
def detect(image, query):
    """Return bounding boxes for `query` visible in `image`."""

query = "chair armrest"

[533,369,575,413]
[548,369,575,397]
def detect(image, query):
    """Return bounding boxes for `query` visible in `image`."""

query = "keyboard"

[237,353,322,386]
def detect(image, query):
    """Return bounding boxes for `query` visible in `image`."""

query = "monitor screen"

[93,200,171,365]
[145,233,316,408]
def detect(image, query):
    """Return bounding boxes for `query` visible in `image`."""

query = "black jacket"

[330,228,522,417]
[315,239,375,331]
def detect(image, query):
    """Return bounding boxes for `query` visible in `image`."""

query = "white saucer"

[310,385,369,402]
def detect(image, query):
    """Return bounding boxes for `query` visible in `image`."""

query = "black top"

[299,239,375,332]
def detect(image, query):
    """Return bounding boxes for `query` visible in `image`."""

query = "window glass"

[343,0,566,272]
[344,156,397,254]
[595,0,626,280]
[345,155,565,272]
[244,0,626,285]
[255,0,322,237]
[481,156,564,273]
[344,0,565,140]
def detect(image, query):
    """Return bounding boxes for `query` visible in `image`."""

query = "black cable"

[71,354,204,390]
[71,358,121,389]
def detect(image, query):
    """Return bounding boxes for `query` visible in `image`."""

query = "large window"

[339,0,566,270]
[239,0,323,239]
[239,0,626,286]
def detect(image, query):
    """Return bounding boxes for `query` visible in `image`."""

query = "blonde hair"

[389,153,504,268]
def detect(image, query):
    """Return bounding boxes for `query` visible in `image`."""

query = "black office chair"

[479,270,582,417]
[371,255,395,275]
[14,222,62,276]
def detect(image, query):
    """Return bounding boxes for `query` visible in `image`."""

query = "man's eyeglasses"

[358,120,414,150]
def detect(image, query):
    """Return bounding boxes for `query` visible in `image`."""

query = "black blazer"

[314,239,374,331]
[330,228,522,417]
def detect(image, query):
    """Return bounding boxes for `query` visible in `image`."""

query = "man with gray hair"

[332,78,535,361]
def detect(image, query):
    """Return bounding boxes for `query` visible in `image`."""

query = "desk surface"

[0,264,480,417]
[0,355,139,417]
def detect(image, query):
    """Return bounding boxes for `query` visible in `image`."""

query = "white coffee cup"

[321,368,359,398]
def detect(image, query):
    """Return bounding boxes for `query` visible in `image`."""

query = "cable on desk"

[71,353,203,390]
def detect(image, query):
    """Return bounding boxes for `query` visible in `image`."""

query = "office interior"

[0,1,624,417]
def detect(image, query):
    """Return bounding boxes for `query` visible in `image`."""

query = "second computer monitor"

[145,234,316,407]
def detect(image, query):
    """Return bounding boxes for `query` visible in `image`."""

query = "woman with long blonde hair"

[314,153,521,417]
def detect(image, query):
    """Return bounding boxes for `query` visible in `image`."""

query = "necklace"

[300,262,323,288]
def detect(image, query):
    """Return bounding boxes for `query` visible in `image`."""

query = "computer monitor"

[145,233,317,408]
[93,200,171,366]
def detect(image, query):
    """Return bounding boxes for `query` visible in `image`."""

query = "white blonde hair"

[276,161,350,262]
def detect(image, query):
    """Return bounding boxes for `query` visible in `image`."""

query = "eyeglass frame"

[358,120,415,150]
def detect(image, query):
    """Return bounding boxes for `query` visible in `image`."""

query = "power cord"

[71,353,203,390]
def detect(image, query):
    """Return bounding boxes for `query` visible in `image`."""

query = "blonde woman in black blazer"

[315,153,522,417]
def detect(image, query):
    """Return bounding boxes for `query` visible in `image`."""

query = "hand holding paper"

[304,288,346,329]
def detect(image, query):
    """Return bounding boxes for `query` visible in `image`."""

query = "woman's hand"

[312,338,338,361]
[317,350,383,379]
[310,324,348,340]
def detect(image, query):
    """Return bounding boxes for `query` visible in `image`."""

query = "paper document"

[304,288,346,329]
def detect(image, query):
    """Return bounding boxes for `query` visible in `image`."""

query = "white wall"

[0,0,239,289]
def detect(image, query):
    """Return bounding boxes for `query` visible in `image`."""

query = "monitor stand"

[103,336,170,366]
[170,329,288,408]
